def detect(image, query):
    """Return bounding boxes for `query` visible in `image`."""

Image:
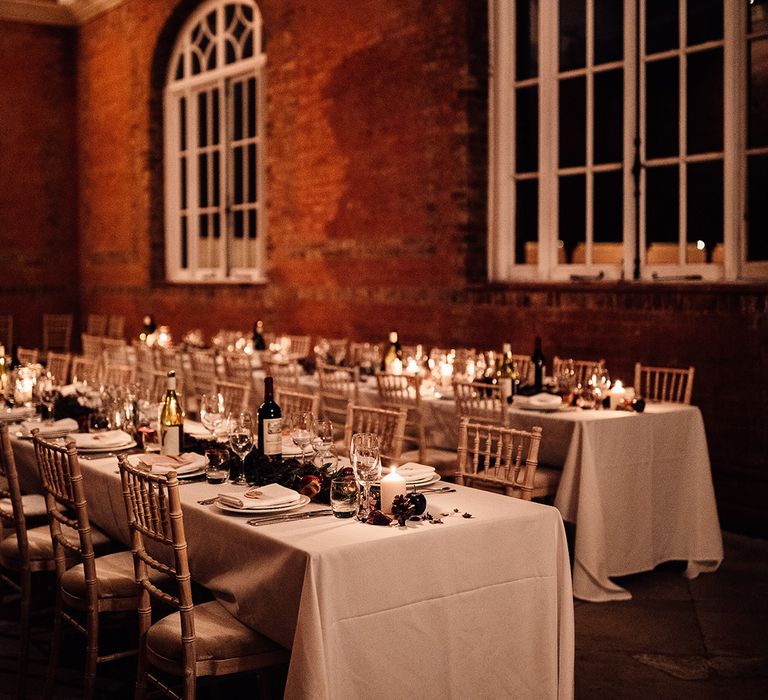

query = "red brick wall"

[4,0,768,535]
[0,21,79,348]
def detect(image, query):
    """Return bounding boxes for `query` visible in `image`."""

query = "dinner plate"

[176,469,205,480]
[215,493,310,515]
[515,402,567,412]
[77,439,137,453]
[374,473,441,488]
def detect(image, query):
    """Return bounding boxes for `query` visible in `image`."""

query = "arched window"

[164,0,265,283]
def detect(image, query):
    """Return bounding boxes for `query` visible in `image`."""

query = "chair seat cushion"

[61,550,153,601]
[147,600,286,664]
[0,494,48,520]
[0,522,119,566]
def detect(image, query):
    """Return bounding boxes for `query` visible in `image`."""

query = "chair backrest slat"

[343,404,407,462]
[275,388,319,418]
[634,363,695,404]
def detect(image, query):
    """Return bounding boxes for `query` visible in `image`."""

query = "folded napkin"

[129,452,206,475]
[68,430,133,449]
[21,418,79,437]
[184,419,210,438]
[396,463,437,480]
[0,406,36,421]
[217,483,300,509]
[527,393,563,406]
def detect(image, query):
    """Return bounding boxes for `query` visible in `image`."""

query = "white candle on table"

[380,465,407,514]
[392,358,403,375]
[609,380,626,410]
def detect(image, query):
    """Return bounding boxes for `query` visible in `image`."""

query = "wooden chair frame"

[46,351,73,384]
[107,315,125,340]
[85,314,108,337]
[343,404,408,463]
[43,314,73,353]
[634,363,695,404]
[375,372,427,462]
[71,356,100,385]
[214,379,252,415]
[453,380,509,426]
[261,358,301,391]
[316,363,359,425]
[552,356,605,388]
[16,346,40,365]
[275,387,320,419]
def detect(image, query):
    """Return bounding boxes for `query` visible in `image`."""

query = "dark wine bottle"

[532,336,546,393]
[252,320,267,351]
[257,376,282,467]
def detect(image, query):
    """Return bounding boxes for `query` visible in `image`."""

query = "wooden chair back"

[101,337,130,365]
[634,363,695,404]
[80,333,103,361]
[286,334,311,358]
[0,422,31,573]
[102,362,136,386]
[453,380,508,425]
[149,369,187,404]
[510,354,533,385]
[214,380,252,415]
[262,358,301,391]
[315,337,348,364]
[16,347,40,365]
[348,342,381,370]
[43,314,73,353]
[456,417,543,500]
[107,315,125,340]
[189,350,218,397]
[221,350,253,384]
[46,351,72,384]
[552,356,605,388]
[375,371,425,460]
[275,388,319,418]
[0,314,13,352]
[71,356,100,385]
[343,404,408,463]
[316,363,359,424]
[85,315,108,337]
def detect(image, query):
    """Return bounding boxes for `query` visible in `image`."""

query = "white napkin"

[217,483,300,509]
[129,452,206,475]
[184,418,210,438]
[0,406,36,421]
[59,383,87,398]
[528,393,563,406]
[21,418,79,437]
[396,463,437,481]
[68,430,133,449]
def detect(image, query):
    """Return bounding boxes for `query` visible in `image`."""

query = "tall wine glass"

[290,411,314,463]
[312,417,338,472]
[37,372,59,423]
[200,393,225,439]
[228,411,253,485]
[350,432,381,521]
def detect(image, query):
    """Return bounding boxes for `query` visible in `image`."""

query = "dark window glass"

[750,0,768,33]
[687,49,723,154]
[646,0,679,54]
[198,153,208,208]
[198,92,208,148]
[594,170,623,242]
[559,77,585,167]
[645,165,679,246]
[234,210,244,239]
[243,30,253,59]
[559,0,586,71]
[180,96,187,150]
[248,209,257,240]
[515,179,538,264]
[212,89,219,145]
[181,216,188,268]
[212,151,220,207]
[516,85,538,173]
[180,157,187,210]
[516,0,539,80]
[559,174,586,259]
[243,4,253,22]
[199,213,209,239]
[594,0,623,65]
[687,161,723,258]
[646,57,679,159]
[206,10,217,34]
[687,0,722,45]
[248,143,256,203]
[747,154,768,261]
[225,3,235,26]
[191,51,201,76]
[594,70,623,164]
[233,81,243,141]
[213,210,220,239]
[247,78,256,138]
[233,18,246,41]
[749,38,768,149]
[234,146,243,205]
[226,39,236,64]
[175,54,184,81]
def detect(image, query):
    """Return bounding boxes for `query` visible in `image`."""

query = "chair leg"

[44,590,64,699]
[134,599,151,700]
[17,567,32,699]
[83,607,99,700]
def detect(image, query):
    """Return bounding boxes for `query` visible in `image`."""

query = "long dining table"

[11,435,575,700]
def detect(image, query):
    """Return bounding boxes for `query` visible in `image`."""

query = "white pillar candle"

[380,466,407,514]
[609,380,626,410]
[392,358,403,375]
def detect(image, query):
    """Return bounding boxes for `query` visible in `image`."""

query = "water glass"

[330,477,359,519]
[228,411,253,485]
[350,432,381,521]
[290,411,314,463]
[205,448,230,484]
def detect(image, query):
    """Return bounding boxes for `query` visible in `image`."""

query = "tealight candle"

[609,380,626,410]
[380,465,407,514]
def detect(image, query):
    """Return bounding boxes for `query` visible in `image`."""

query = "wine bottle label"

[160,425,182,456]
[262,417,282,455]
[500,377,512,401]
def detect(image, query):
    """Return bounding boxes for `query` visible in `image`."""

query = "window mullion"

[539,1,558,279]
[188,87,200,278]
[586,0,595,266]
[678,1,687,264]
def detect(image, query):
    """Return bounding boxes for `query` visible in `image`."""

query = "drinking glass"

[199,393,225,438]
[290,411,314,463]
[37,372,60,423]
[350,432,381,521]
[205,448,230,484]
[228,411,253,485]
[312,418,339,472]
[330,477,359,519]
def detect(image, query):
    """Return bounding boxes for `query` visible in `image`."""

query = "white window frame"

[489,0,765,283]
[164,0,267,284]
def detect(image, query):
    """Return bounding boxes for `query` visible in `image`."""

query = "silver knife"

[247,509,334,526]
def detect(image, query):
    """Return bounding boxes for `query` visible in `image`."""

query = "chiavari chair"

[117,457,289,699]
[214,379,252,415]
[85,314,108,337]
[316,362,359,427]
[275,387,319,419]
[634,363,695,404]
[16,346,40,365]
[46,351,72,383]
[343,404,408,464]
[42,314,73,353]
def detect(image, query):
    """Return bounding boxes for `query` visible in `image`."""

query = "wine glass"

[199,393,225,439]
[312,418,338,472]
[228,411,253,485]
[350,432,381,521]
[290,411,314,463]
[37,372,60,423]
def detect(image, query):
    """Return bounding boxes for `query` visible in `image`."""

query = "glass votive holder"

[205,448,230,484]
[330,477,359,519]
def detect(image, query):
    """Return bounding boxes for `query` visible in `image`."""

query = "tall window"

[490,0,768,282]
[165,0,266,283]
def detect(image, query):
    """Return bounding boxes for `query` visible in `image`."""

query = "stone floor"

[0,531,766,698]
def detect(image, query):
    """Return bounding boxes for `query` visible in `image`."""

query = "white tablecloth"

[11,438,574,699]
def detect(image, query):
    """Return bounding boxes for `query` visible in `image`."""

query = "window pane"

[646,0,679,55]
[180,96,186,150]
[594,170,623,243]
[181,216,188,269]
[175,53,184,81]
[750,0,768,33]
[212,151,220,207]
[233,210,244,239]
[248,209,257,240]
[199,213,209,239]
[594,0,623,65]
[645,165,679,249]
[687,160,723,262]
[516,0,539,80]
[233,80,243,141]
[559,0,585,72]
[749,38,768,149]
[248,143,257,203]
[515,179,538,264]
[516,86,538,173]
[198,153,208,208]
[559,174,585,261]
[559,77,585,167]
[198,91,208,148]
[247,78,256,138]
[687,0,722,46]
[213,210,220,239]
[212,88,220,145]
[594,70,623,164]
[646,57,679,159]
[748,154,768,261]
[234,146,243,205]
[687,48,723,154]
[180,157,187,210]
